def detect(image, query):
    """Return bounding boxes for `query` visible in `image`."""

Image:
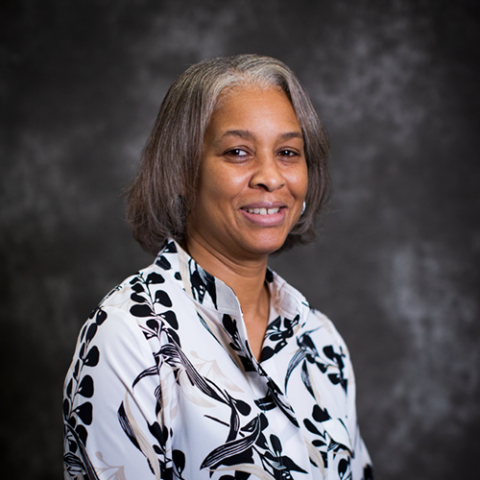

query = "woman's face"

[187,86,308,261]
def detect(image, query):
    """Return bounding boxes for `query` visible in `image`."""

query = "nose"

[249,153,285,192]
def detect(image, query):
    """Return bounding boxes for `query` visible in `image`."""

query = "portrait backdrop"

[1,0,479,479]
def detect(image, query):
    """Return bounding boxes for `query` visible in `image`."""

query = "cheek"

[290,165,309,197]
[199,169,248,202]
[196,166,223,202]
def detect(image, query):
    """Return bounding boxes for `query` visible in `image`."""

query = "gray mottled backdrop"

[1,0,479,478]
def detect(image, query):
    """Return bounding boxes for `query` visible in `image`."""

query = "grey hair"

[126,54,330,255]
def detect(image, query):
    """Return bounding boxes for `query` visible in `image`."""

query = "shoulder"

[268,269,351,357]
[64,258,184,425]
[307,308,349,349]
[97,257,181,320]
[75,259,184,364]
[291,307,354,389]
[98,259,177,310]
[63,261,180,479]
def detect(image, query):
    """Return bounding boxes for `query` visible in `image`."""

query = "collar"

[154,239,310,326]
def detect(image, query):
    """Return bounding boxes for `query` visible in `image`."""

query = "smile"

[244,207,280,215]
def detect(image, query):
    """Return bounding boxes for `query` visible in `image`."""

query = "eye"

[226,148,249,157]
[278,149,298,157]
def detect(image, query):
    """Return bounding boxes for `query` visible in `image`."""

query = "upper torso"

[63,240,373,480]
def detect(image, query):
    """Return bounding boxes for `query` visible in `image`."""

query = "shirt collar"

[155,239,310,322]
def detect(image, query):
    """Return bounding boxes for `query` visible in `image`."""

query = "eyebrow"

[215,129,303,144]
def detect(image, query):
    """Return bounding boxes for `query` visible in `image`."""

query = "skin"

[186,86,308,360]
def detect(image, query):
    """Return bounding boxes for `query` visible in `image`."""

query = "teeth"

[245,207,280,215]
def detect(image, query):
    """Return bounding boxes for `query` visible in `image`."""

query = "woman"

[63,54,373,480]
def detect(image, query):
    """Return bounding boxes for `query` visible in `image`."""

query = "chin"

[242,233,288,257]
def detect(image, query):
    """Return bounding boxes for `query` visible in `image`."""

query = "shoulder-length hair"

[126,54,330,255]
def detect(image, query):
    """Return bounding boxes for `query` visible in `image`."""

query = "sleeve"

[63,304,171,480]
[346,370,374,479]
[332,324,374,480]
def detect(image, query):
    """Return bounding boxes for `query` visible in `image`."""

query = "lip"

[241,201,285,208]
[240,202,287,226]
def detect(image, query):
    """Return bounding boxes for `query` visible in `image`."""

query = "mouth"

[243,207,281,215]
[240,204,286,227]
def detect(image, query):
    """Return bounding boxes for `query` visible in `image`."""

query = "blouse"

[63,240,373,480]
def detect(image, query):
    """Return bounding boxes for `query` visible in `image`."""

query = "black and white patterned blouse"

[63,240,373,480]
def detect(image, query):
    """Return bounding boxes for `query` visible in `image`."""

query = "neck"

[184,234,270,361]
[185,234,268,306]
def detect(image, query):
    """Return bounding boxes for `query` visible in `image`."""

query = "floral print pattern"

[63,241,373,479]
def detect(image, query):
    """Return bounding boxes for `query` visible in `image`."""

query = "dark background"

[1,0,479,478]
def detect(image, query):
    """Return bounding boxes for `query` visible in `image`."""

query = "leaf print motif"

[64,309,108,478]
[312,404,331,423]
[146,272,165,284]
[280,456,308,475]
[154,384,162,415]
[338,458,348,477]
[190,351,244,393]
[132,365,159,388]
[160,310,178,329]
[201,415,262,469]
[64,242,373,479]
[86,305,108,326]
[95,309,107,325]
[139,306,275,476]
[155,290,172,307]
[130,281,145,293]
[241,429,308,480]
[254,394,276,412]
[259,379,299,428]
[155,255,172,270]
[93,452,128,480]
[300,361,314,398]
[159,343,226,404]
[364,464,375,480]
[323,346,347,392]
[214,464,275,480]
[270,434,282,456]
[265,268,274,283]
[78,375,94,398]
[155,241,177,270]
[117,402,142,451]
[172,449,186,477]
[84,347,99,367]
[222,315,256,372]
[223,391,254,442]
[64,451,86,478]
[77,440,102,480]
[74,402,93,425]
[73,360,81,380]
[66,379,73,398]
[190,260,217,307]
[220,316,300,432]
[130,304,155,317]
[75,424,87,445]
[64,423,101,480]
[304,418,324,437]
[163,240,177,254]
[65,316,104,434]
[286,331,348,397]
[303,436,326,475]
[284,348,307,391]
[131,292,147,303]
[260,314,299,362]
[305,412,353,469]
[147,421,169,455]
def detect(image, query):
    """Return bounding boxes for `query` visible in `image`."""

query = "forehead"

[207,86,301,134]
